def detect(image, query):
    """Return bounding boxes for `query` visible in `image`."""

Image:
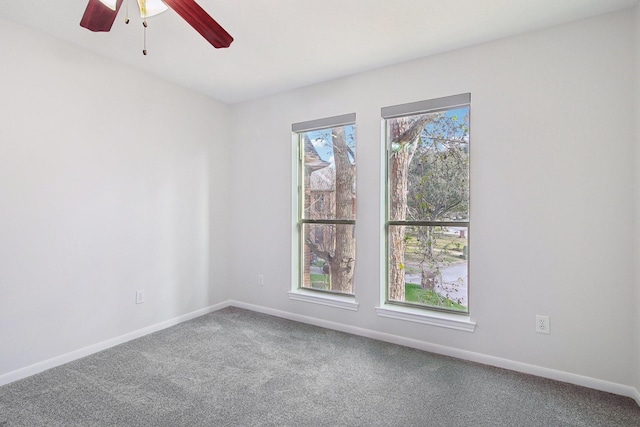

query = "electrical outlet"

[258,274,264,286]
[536,315,549,334]
[136,290,145,304]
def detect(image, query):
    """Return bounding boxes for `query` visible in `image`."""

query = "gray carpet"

[1,307,639,426]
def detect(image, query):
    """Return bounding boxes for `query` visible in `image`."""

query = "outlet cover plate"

[536,315,549,334]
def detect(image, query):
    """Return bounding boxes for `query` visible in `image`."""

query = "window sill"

[288,290,359,311]
[375,304,476,332]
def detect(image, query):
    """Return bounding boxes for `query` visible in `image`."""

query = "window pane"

[388,107,469,222]
[388,225,467,312]
[302,223,355,295]
[302,125,356,220]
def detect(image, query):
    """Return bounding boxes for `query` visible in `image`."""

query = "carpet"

[1,307,638,426]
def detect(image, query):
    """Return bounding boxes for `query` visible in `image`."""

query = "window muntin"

[294,115,356,295]
[384,95,470,313]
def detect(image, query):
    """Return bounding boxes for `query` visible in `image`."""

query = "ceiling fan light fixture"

[98,0,167,17]
[81,0,233,49]
[98,0,118,11]
[136,0,168,18]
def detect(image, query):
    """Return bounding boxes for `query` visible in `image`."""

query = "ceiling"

[1,0,637,104]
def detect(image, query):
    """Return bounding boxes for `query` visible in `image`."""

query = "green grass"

[404,283,466,311]
[310,273,328,282]
[308,272,466,311]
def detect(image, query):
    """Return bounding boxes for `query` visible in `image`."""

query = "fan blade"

[163,0,233,48]
[80,0,124,32]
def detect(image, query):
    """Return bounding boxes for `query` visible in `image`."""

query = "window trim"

[292,113,356,133]
[381,93,471,317]
[375,304,476,332]
[291,113,358,306]
[288,289,360,311]
[381,93,470,119]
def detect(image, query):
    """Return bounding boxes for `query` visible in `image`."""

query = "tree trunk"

[421,268,436,291]
[388,115,431,301]
[328,127,355,293]
[388,148,411,301]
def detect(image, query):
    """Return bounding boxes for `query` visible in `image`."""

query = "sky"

[304,106,469,165]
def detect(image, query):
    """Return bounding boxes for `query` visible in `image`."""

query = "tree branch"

[304,237,332,263]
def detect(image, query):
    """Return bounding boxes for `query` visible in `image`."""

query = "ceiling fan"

[80,0,233,52]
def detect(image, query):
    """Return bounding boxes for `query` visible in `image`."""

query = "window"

[293,114,356,296]
[383,94,470,313]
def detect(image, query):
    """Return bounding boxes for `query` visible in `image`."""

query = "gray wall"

[0,19,230,377]
[229,9,637,387]
[634,2,640,397]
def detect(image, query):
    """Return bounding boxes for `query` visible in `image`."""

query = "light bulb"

[136,0,168,18]
[98,0,118,11]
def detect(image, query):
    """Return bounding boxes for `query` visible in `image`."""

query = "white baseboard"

[633,387,640,406]
[0,301,230,387]
[3,299,639,409]
[229,300,640,406]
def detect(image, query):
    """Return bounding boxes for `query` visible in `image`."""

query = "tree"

[328,126,356,293]
[301,135,330,288]
[303,126,356,293]
[388,110,469,301]
[388,114,433,301]
[408,114,469,292]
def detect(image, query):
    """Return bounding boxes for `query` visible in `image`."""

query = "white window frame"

[377,94,475,331]
[289,113,359,311]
